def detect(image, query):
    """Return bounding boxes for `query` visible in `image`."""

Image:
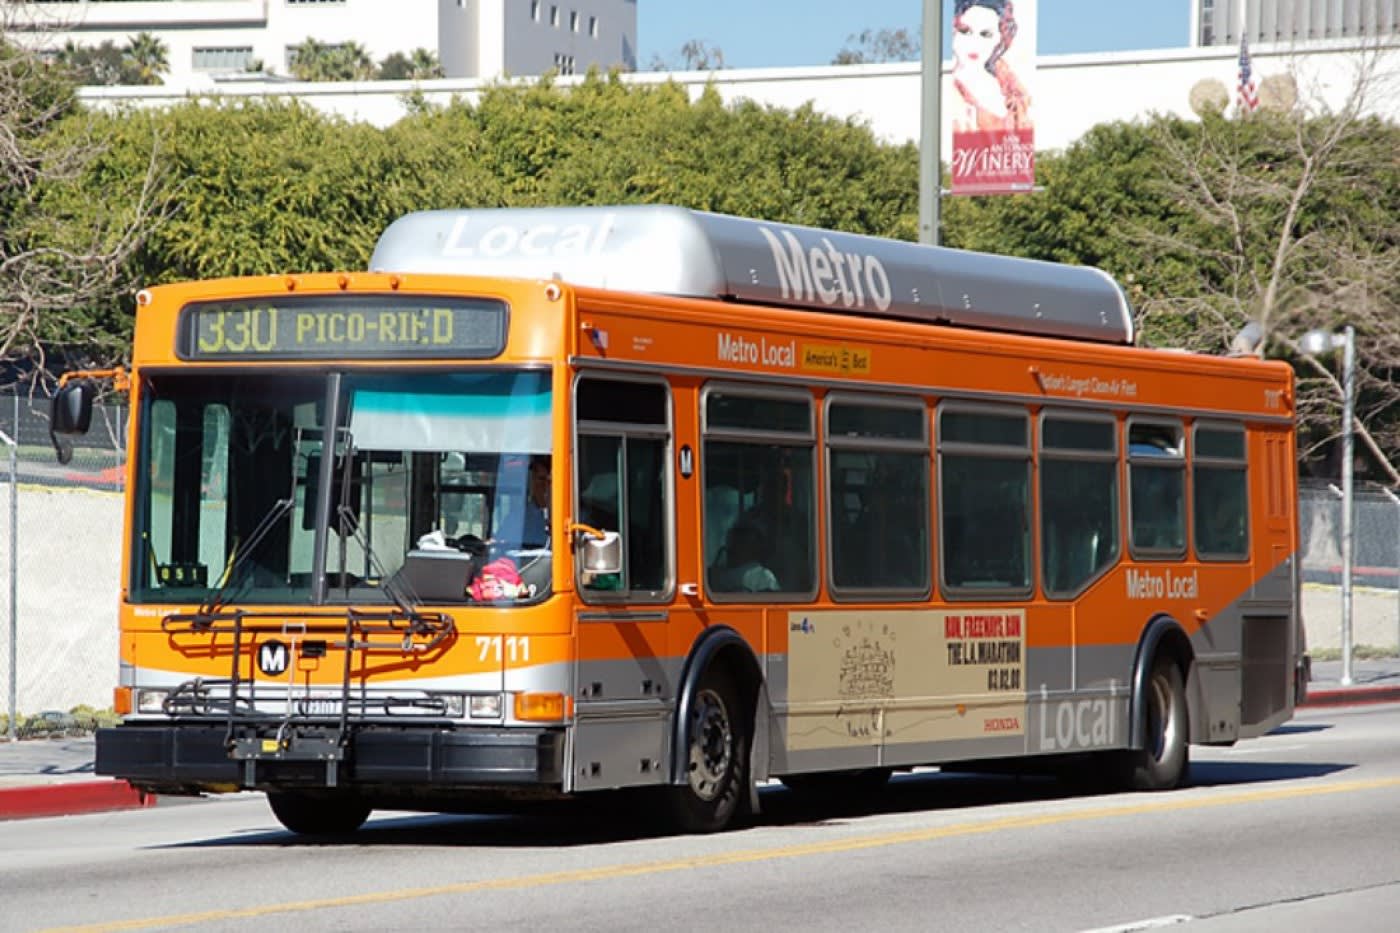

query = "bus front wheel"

[1119,656,1189,791]
[667,667,750,833]
[267,790,372,835]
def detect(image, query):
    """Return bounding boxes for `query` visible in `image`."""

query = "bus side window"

[1193,424,1249,560]
[1040,414,1119,597]
[1128,420,1186,557]
[825,395,929,598]
[702,385,816,600]
[574,377,671,598]
[937,405,1032,596]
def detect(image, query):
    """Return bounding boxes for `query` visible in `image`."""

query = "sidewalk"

[0,735,153,820]
[1298,656,1400,707]
[3,658,1399,822]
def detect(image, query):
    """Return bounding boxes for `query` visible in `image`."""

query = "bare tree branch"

[1137,41,1400,486]
[2,9,172,388]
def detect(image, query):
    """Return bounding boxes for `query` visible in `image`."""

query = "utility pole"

[918,0,943,245]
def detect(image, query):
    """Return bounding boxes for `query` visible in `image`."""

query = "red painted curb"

[0,780,155,821]
[1299,686,1400,708]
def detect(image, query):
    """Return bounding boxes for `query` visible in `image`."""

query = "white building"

[1192,0,1400,46]
[74,38,1400,155]
[14,1,1399,154]
[6,0,637,80]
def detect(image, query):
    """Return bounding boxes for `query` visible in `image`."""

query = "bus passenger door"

[570,376,676,792]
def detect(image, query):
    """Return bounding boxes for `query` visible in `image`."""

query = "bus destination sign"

[178,294,507,360]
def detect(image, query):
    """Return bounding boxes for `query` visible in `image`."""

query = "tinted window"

[1040,415,1119,596]
[1194,424,1248,559]
[827,398,929,595]
[939,407,1031,594]
[703,387,815,599]
[706,392,810,434]
[1129,421,1185,555]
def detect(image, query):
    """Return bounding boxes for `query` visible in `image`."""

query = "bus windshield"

[131,369,553,606]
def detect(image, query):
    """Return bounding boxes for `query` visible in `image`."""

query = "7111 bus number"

[475,636,531,664]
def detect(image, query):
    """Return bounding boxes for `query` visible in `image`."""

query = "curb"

[1298,686,1400,708]
[0,780,155,821]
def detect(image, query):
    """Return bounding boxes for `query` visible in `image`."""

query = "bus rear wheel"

[1119,656,1189,791]
[267,790,372,835]
[666,667,750,833]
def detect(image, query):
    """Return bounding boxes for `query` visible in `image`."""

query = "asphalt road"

[4,703,1400,933]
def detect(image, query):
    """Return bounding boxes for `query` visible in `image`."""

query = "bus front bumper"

[95,723,566,793]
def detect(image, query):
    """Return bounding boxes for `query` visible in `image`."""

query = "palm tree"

[123,32,168,85]
[288,37,329,81]
[408,48,443,79]
[330,41,376,81]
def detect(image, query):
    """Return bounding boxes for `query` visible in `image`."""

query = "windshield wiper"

[197,496,294,617]
[334,500,431,627]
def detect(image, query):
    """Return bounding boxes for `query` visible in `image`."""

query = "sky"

[638,0,1190,69]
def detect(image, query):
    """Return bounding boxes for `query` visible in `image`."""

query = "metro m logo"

[258,640,289,677]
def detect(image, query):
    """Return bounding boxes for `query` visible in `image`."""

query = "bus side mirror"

[576,528,622,576]
[50,380,96,465]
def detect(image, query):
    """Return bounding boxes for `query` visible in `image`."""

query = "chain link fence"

[1300,481,1400,655]
[1,390,126,739]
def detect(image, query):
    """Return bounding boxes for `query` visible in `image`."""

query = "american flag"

[1237,36,1259,113]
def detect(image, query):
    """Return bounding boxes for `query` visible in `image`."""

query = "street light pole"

[1339,324,1355,685]
[2,417,15,742]
[918,0,943,245]
[1304,325,1356,685]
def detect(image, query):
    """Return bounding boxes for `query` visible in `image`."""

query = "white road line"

[1078,914,1193,933]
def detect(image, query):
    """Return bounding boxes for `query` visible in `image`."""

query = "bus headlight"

[469,693,503,719]
[435,694,466,717]
[134,688,170,714]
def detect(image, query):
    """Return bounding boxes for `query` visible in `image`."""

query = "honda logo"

[258,640,289,676]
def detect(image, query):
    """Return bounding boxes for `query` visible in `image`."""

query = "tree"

[0,28,168,383]
[1137,49,1400,485]
[327,42,377,81]
[648,40,727,72]
[832,27,919,65]
[289,38,375,82]
[31,74,919,363]
[54,33,166,87]
[123,32,168,85]
[56,40,138,86]
[378,48,444,81]
[288,38,328,80]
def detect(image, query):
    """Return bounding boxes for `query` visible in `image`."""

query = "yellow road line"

[47,776,1400,933]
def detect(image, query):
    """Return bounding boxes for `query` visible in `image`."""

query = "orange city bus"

[50,206,1304,835]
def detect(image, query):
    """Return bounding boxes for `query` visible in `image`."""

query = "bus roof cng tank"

[369,205,1134,345]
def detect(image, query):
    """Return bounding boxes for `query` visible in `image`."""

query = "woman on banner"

[950,0,1031,132]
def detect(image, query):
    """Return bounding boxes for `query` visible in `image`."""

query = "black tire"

[666,667,750,833]
[267,791,372,835]
[1119,656,1189,790]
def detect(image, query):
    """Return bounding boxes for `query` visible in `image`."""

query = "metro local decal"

[716,332,796,368]
[1125,568,1199,600]
[716,332,874,376]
